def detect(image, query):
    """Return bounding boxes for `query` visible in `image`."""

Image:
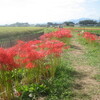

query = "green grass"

[0,27,44,35]
[0,27,45,40]
[44,51,76,100]
[74,27,100,35]
[44,27,58,33]
[85,44,100,67]
[84,30,100,35]
[93,74,100,82]
[77,29,100,35]
[65,26,100,35]
[77,34,100,82]
[85,43,100,82]
[78,37,100,68]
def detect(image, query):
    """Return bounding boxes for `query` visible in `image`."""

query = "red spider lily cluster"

[0,48,19,71]
[0,40,66,70]
[78,32,99,43]
[0,28,72,71]
[15,39,66,69]
[83,32,97,41]
[0,28,72,99]
[40,28,72,41]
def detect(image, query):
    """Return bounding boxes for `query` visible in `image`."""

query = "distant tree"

[10,22,30,27]
[47,22,53,27]
[79,20,97,25]
[64,21,74,26]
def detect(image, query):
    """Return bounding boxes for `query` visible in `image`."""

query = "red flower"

[39,29,72,40]
[26,62,36,69]
[83,32,97,41]
[0,48,19,71]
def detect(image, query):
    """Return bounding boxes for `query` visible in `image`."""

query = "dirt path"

[70,35,100,100]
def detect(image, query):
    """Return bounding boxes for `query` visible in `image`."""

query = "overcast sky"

[0,0,100,24]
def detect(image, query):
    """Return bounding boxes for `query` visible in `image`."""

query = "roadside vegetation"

[0,27,99,100]
[77,31,100,82]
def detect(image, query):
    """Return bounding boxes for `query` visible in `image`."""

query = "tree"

[79,20,97,25]
[64,21,74,26]
[47,22,53,27]
[10,22,30,27]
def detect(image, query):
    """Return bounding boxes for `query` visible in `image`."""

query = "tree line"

[0,20,100,27]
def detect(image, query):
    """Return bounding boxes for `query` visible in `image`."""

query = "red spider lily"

[39,29,72,41]
[0,29,71,71]
[39,40,65,49]
[16,40,41,51]
[83,32,97,41]
[15,41,46,67]
[39,40,65,56]
[0,48,19,71]
[19,49,46,65]
[15,39,68,69]
[54,29,72,38]
[39,40,67,57]
[26,62,36,69]
[39,32,54,40]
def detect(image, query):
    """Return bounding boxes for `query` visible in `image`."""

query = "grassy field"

[74,27,100,35]
[65,26,100,35]
[44,27,57,33]
[0,27,45,40]
[0,27,44,34]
